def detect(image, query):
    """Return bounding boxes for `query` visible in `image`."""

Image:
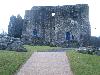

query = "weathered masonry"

[22,4,91,47]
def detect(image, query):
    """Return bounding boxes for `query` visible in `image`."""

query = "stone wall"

[22,4,91,47]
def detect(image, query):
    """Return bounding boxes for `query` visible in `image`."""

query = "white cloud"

[0,0,100,36]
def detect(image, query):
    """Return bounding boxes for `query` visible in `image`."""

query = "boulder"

[0,43,7,50]
[0,36,8,50]
[0,34,27,52]
[77,46,100,56]
[7,40,27,52]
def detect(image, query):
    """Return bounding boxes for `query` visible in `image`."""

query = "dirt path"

[16,52,73,75]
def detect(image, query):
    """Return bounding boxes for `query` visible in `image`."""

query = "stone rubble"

[0,34,27,52]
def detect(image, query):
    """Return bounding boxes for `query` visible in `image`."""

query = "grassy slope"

[0,45,58,75]
[67,51,100,75]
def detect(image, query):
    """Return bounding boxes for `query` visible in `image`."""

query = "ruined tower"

[22,4,91,47]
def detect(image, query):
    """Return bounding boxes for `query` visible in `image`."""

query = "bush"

[15,46,27,52]
[0,43,7,50]
[77,46,100,56]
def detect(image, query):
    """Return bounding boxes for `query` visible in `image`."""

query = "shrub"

[77,46,100,56]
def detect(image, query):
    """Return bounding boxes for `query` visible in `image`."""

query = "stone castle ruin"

[21,4,91,47]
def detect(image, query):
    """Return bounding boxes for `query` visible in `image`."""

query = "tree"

[15,14,23,38]
[8,14,23,38]
[8,15,16,37]
[89,36,100,47]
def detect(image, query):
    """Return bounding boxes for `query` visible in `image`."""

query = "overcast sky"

[0,0,99,36]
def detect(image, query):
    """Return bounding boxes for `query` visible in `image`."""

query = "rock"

[0,34,27,52]
[0,43,7,50]
[77,46,100,56]
[95,51,100,56]
[0,35,8,50]
[7,40,27,52]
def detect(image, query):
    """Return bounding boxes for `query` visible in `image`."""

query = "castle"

[22,4,91,47]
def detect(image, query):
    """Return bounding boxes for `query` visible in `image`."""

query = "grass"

[2,45,99,75]
[24,45,60,52]
[67,50,100,75]
[0,50,30,75]
[0,45,58,75]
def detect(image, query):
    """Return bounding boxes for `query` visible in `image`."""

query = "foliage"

[89,36,100,47]
[81,36,100,47]
[0,31,7,36]
[77,46,100,56]
[8,14,23,38]
[67,50,100,75]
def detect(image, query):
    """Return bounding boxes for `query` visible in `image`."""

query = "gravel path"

[16,52,73,75]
